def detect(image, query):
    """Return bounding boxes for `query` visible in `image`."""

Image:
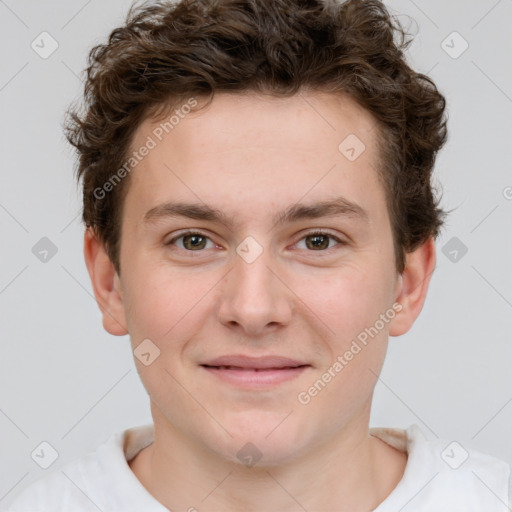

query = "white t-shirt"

[6,423,511,511]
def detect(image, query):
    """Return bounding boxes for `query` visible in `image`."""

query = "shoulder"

[6,425,160,512]
[372,424,512,511]
[6,445,110,512]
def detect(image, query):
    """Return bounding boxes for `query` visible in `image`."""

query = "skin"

[84,90,436,511]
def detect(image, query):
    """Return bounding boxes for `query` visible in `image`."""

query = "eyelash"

[166,230,346,255]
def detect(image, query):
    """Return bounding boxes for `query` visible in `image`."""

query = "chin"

[210,413,312,467]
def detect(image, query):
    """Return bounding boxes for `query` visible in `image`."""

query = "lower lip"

[201,365,309,388]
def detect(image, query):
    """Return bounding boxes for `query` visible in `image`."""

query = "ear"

[389,236,436,337]
[83,227,128,336]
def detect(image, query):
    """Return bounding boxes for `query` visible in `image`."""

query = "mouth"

[200,355,311,388]
[203,365,306,371]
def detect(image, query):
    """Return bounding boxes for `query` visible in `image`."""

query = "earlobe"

[389,237,437,337]
[83,228,129,336]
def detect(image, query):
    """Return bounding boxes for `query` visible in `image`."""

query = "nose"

[216,242,293,338]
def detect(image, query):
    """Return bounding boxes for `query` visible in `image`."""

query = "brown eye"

[182,234,207,250]
[296,231,344,252]
[168,231,214,251]
[305,233,331,250]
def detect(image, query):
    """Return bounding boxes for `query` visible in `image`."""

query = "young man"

[8,0,511,510]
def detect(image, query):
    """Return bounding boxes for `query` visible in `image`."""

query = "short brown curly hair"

[65,0,448,275]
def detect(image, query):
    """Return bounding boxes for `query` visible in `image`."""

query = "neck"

[129,407,407,512]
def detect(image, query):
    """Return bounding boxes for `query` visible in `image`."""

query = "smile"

[200,357,311,388]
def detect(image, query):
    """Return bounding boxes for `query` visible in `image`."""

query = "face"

[110,91,405,465]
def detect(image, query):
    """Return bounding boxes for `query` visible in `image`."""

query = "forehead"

[124,91,387,229]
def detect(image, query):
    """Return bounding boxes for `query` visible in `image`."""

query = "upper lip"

[201,355,309,370]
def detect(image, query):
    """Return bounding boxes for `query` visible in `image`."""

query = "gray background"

[1,0,511,508]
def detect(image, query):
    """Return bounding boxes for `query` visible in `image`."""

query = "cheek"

[300,261,392,339]
[298,268,391,414]
[122,261,216,345]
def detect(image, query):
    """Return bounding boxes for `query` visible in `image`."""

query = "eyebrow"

[142,196,369,228]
